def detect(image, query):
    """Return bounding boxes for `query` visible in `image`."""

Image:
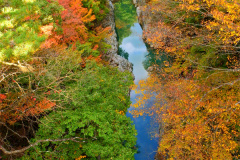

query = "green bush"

[0,0,62,61]
[20,55,136,159]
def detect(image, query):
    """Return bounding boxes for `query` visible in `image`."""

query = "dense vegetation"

[0,0,136,159]
[132,0,240,159]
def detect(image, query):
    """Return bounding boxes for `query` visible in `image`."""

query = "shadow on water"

[143,44,172,72]
[114,0,162,159]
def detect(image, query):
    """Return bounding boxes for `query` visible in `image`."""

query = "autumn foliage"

[0,0,110,125]
[132,0,240,159]
[0,0,121,158]
[0,93,55,125]
[133,71,240,159]
[59,0,95,43]
[41,0,110,50]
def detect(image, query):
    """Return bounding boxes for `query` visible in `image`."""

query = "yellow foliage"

[75,155,86,160]
[132,70,240,159]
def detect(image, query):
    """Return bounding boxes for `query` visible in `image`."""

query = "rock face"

[102,0,133,73]
[132,0,151,31]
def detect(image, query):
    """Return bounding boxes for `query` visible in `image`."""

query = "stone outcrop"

[132,0,151,31]
[102,0,133,73]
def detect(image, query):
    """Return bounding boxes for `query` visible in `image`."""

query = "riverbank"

[103,0,133,72]
[130,0,240,159]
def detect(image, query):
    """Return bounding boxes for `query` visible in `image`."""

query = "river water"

[123,23,159,160]
[115,0,159,159]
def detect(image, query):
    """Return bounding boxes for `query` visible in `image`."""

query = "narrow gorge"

[1,0,239,159]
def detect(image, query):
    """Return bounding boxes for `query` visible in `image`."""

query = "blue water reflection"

[120,23,159,159]
[120,23,148,83]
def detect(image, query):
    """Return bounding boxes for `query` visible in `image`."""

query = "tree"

[0,0,136,159]
[0,0,62,61]
[132,0,240,159]
[1,52,137,159]
[41,0,110,53]
[18,56,136,159]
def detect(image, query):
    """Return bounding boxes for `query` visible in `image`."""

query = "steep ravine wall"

[133,0,151,31]
[103,0,133,73]
[133,0,158,49]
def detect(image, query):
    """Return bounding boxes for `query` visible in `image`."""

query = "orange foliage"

[24,14,40,21]
[75,155,86,160]
[40,34,63,49]
[40,23,54,36]
[143,0,240,57]
[137,3,240,158]
[0,93,55,125]
[132,68,240,159]
[41,0,97,49]
[0,94,7,102]
[79,54,102,68]
[86,54,102,62]
[58,0,95,44]
[39,0,110,65]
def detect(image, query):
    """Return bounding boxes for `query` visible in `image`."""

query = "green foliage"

[76,42,100,57]
[118,47,129,60]
[20,55,136,159]
[184,12,203,28]
[82,0,109,22]
[114,0,137,44]
[189,44,228,68]
[0,0,62,61]
[1,1,137,159]
[143,46,171,71]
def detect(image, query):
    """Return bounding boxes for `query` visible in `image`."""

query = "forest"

[132,0,240,159]
[1,0,240,159]
[0,0,137,159]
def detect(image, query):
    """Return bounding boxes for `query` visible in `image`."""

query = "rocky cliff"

[132,0,151,30]
[102,0,133,73]
[133,0,157,48]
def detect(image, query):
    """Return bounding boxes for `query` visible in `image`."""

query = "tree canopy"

[0,0,137,159]
[132,0,240,159]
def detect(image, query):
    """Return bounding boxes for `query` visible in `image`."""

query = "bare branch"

[1,61,34,73]
[200,78,240,101]
[0,137,85,155]
[0,122,30,144]
[0,72,20,83]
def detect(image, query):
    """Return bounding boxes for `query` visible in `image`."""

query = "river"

[115,0,159,159]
